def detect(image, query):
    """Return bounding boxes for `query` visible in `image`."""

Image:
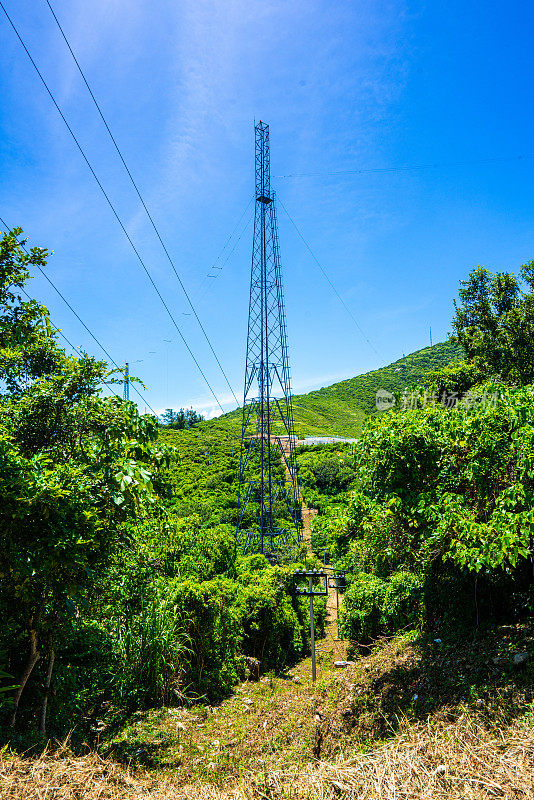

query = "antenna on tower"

[430,326,433,347]
[236,122,302,560]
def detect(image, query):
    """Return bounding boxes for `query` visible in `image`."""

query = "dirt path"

[280,438,343,651]
[301,506,317,543]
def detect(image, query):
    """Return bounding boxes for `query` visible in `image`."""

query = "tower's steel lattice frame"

[236,122,302,558]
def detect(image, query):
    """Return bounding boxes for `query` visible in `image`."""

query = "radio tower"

[236,122,302,559]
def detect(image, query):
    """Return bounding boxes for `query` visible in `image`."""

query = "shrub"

[339,571,423,644]
[240,571,303,671]
[338,573,387,641]
[381,571,423,630]
[173,577,243,700]
[113,587,190,707]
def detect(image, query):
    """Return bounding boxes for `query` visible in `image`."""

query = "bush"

[382,571,423,630]
[338,573,387,641]
[339,571,423,644]
[240,570,303,671]
[173,577,243,700]
[113,587,190,707]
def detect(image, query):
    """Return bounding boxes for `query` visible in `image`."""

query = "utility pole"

[294,569,328,682]
[236,121,301,560]
[328,572,346,618]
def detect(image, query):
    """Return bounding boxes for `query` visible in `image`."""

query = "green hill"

[216,340,463,438]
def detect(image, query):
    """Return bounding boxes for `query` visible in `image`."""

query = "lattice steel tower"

[236,121,302,558]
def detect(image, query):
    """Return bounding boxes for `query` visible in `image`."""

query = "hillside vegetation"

[3,229,534,799]
[219,340,463,438]
[0,230,325,749]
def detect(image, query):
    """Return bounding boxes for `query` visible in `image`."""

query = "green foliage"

[318,378,534,639]
[296,442,358,510]
[0,652,18,714]
[0,227,62,393]
[238,560,306,671]
[219,341,463,438]
[113,587,191,707]
[173,577,244,699]
[424,358,486,398]
[382,571,423,630]
[452,262,534,385]
[0,228,171,739]
[338,574,386,641]
[160,407,204,429]
[160,425,240,526]
[339,571,423,642]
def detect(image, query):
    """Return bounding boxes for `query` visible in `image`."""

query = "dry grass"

[2,712,534,799]
[273,713,534,799]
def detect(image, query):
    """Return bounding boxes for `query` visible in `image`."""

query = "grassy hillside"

[217,340,463,438]
[156,341,463,523]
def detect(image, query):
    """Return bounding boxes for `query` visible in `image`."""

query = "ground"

[3,489,534,797]
[3,625,534,798]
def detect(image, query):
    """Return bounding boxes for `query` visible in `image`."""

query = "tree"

[451,261,534,385]
[0,228,62,393]
[0,229,169,734]
[160,406,204,429]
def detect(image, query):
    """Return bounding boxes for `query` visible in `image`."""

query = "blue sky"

[1,0,533,418]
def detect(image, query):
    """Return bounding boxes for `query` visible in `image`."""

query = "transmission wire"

[0,2,225,414]
[17,286,122,400]
[194,208,254,307]
[0,218,152,409]
[28,305,123,401]
[278,199,383,360]
[44,0,238,406]
[20,288,84,358]
[192,196,253,302]
[274,153,534,179]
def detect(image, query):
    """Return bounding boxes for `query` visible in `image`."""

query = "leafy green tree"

[160,407,204,429]
[452,261,534,385]
[0,229,169,733]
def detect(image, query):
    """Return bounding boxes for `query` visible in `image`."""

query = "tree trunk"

[39,647,55,737]
[9,626,40,727]
[9,595,47,728]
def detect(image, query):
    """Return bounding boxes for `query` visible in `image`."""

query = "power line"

[17,289,121,400]
[193,207,254,307]
[192,196,254,303]
[1,217,119,365]
[20,287,84,358]
[208,196,254,271]
[277,198,383,360]
[0,219,149,408]
[274,153,534,180]
[0,2,225,415]
[44,0,238,406]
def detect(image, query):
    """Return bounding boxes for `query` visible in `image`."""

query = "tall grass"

[114,592,190,707]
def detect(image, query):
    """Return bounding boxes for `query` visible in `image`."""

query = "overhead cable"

[274,153,534,179]
[277,199,383,360]
[17,289,122,400]
[194,207,254,307]
[44,0,238,406]
[0,2,226,414]
[0,219,152,409]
